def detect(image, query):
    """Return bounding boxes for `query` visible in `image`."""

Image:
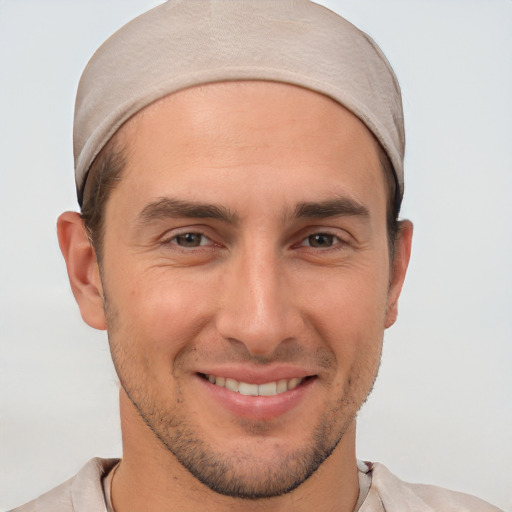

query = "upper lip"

[195,365,316,385]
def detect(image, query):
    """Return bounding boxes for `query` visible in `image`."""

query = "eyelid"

[293,227,352,250]
[173,233,211,246]
[300,233,342,246]
[159,227,217,247]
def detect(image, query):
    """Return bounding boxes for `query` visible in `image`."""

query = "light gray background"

[1,1,511,510]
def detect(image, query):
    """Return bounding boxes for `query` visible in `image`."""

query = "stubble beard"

[103,293,382,500]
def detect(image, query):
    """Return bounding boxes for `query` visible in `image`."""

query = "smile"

[201,373,306,396]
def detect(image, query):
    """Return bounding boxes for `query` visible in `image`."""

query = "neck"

[112,390,360,512]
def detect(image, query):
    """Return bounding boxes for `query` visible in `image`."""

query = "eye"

[170,232,211,248]
[301,233,338,248]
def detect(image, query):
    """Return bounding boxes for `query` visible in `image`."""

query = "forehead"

[109,81,386,214]
[120,81,381,165]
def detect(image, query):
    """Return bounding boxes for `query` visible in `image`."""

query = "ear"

[57,211,107,330]
[385,220,413,329]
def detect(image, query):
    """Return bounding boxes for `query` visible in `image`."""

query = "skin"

[58,81,412,512]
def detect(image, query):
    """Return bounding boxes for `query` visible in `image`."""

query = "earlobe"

[57,212,107,330]
[385,220,413,329]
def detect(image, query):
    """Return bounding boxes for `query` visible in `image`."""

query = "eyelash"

[161,229,348,252]
[162,231,216,249]
[296,232,346,250]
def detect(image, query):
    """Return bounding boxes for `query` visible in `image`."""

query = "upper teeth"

[206,374,303,396]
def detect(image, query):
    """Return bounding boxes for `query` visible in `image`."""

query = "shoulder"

[361,462,503,512]
[9,458,119,512]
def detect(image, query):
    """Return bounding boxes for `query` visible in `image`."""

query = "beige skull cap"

[74,0,405,205]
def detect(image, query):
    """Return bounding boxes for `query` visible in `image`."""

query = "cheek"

[297,261,389,354]
[107,265,219,358]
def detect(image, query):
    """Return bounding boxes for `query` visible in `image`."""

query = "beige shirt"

[10,457,503,512]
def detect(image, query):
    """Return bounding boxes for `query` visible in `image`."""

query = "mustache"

[176,339,336,371]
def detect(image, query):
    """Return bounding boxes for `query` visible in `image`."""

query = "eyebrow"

[136,196,369,227]
[291,197,369,220]
[137,198,238,225]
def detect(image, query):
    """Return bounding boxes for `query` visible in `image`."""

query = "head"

[58,0,412,502]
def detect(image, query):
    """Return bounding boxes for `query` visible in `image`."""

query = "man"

[10,1,503,511]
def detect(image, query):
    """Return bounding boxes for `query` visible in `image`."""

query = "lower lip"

[196,375,316,421]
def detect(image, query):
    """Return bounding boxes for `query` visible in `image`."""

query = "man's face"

[97,82,408,498]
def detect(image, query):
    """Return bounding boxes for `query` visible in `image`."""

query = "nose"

[215,244,304,356]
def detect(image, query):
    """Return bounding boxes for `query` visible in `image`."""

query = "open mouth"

[198,373,314,397]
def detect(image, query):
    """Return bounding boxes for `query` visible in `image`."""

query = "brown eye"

[306,233,335,248]
[174,233,205,247]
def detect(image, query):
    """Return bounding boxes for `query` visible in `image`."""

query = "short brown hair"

[80,140,125,261]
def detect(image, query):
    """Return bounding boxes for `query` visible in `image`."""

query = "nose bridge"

[215,239,300,355]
